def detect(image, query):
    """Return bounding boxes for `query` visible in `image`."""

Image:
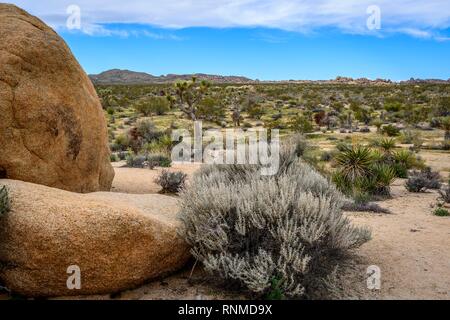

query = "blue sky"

[7,0,450,80]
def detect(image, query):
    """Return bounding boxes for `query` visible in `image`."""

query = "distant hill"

[89,69,254,84]
[89,70,450,85]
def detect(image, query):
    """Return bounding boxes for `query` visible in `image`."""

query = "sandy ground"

[111,161,201,194]
[419,150,450,179]
[349,180,450,300]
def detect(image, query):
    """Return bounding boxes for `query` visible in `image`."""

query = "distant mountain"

[89,69,254,84]
[89,70,450,85]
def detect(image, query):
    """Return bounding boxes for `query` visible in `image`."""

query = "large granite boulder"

[0,4,114,192]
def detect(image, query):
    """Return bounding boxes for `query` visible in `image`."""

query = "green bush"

[110,154,119,162]
[148,153,172,168]
[381,124,400,137]
[289,115,314,133]
[180,137,370,299]
[0,185,11,216]
[434,207,450,217]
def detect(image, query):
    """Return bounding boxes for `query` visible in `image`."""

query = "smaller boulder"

[0,179,190,297]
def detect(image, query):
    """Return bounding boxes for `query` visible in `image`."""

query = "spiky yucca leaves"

[334,145,373,182]
[364,164,396,196]
[0,185,11,216]
[333,145,398,198]
[180,139,370,299]
[378,138,396,155]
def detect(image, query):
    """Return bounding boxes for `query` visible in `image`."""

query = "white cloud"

[7,0,450,39]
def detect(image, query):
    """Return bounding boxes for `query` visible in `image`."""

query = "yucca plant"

[392,149,415,178]
[367,164,396,196]
[333,145,396,198]
[378,138,397,155]
[334,145,373,181]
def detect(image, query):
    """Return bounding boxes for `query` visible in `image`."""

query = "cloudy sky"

[6,0,450,80]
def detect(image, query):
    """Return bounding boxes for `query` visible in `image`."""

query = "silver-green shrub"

[179,136,370,299]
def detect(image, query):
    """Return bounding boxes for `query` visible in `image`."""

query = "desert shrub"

[405,168,441,192]
[180,139,370,299]
[117,151,128,161]
[110,154,118,162]
[155,170,187,194]
[0,185,11,216]
[438,181,450,203]
[381,124,400,137]
[147,153,172,168]
[420,167,441,189]
[320,150,335,162]
[433,207,450,217]
[289,115,314,133]
[126,154,147,168]
[107,107,115,115]
[113,134,130,151]
[336,141,352,152]
[134,95,170,116]
[399,130,412,143]
[136,119,163,142]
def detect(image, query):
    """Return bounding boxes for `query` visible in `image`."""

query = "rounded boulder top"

[0,4,114,192]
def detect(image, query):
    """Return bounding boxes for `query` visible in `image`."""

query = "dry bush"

[155,170,187,194]
[179,135,370,299]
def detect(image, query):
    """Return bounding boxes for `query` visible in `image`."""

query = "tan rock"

[0,179,190,297]
[0,4,114,192]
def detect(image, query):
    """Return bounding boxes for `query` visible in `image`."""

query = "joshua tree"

[372,118,383,133]
[172,77,211,121]
[232,108,241,127]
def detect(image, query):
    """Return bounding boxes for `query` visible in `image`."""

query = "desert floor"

[60,151,450,300]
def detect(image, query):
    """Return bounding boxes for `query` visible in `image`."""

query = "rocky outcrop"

[0,179,190,297]
[0,4,114,192]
